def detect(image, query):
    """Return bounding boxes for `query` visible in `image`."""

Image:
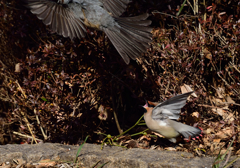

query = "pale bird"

[143,91,202,143]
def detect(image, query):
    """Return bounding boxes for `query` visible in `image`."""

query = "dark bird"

[24,0,152,64]
[143,92,202,143]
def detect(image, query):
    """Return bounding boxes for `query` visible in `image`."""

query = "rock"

[0,143,239,167]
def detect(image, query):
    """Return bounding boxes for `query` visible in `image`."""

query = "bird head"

[142,101,153,114]
[147,101,159,107]
[147,100,159,107]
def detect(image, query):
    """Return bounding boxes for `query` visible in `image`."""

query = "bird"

[143,91,202,143]
[24,0,152,64]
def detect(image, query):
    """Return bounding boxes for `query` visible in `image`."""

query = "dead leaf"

[203,48,212,60]
[235,149,240,155]
[15,63,22,73]
[211,107,226,116]
[98,105,112,121]
[165,147,177,151]
[181,84,197,97]
[224,113,235,123]
[211,96,225,106]
[206,128,215,134]
[152,131,164,138]
[38,159,57,167]
[215,87,225,98]
[213,139,221,143]
[226,95,235,104]
[191,112,200,118]
[211,107,234,123]
[215,127,233,139]
[126,140,138,148]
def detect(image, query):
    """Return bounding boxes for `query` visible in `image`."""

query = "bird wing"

[24,0,86,40]
[101,0,131,17]
[104,13,152,64]
[151,91,194,120]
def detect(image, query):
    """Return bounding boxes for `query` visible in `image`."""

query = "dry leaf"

[15,63,22,73]
[235,149,240,155]
[38,159,57,167]
[213,138,221,143]
[180,84,197,97]
[165,147,177,151]
[152,131,164,138]
[203,48,212,60]
[150,145,158,150]
[215,87,225,98]
[215,128,232,139]
[211,107,226,116]
[211,96,224,106]
[191,112,200,118]
[211,107,234,123]
[98,105,112,121]
[224,113,235,123]
[126,140,138,148]
[226,95,235,104]
[206,128,215,134]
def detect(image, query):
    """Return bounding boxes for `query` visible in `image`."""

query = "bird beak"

[142,99,149,110]
[143,102,148,108]
[138,99,148,110]
[142,99,149,108]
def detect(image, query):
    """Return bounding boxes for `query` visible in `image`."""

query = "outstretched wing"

[101,0,131,17]
[25,0,86,40]
[152,91,194,120]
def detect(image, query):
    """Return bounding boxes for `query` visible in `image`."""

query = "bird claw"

[197,127,204,137]
[184,127,203,142]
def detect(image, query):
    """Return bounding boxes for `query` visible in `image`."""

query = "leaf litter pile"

[0,0,240,161]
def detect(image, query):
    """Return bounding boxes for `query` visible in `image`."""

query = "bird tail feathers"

[169,120,201,139]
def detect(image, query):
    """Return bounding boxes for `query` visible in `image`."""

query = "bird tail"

[103,13,152,64]
[169,120,202,139]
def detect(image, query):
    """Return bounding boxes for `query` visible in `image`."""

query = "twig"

[21,111,38,144]
[229,62,240,74]
[217,72,240,98]
[34,109,47,140]
[15,80,27,99]
[13,131,42,142]
[152,11,178,19]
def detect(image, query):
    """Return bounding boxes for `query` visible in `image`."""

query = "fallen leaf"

[203,48,212,60]
[206,128,215,134]
[15,63,22,73]
[180,84,197,97]
[191,112,200,118]
[215,87,225,98]
[226,95,235,104]
[165,147,177,151]
[213,139,221,143]
[211,96,224,106]
[38,159,57,167]
[211,107,226,116]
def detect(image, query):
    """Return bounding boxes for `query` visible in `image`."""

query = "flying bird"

[24,0,152,64]
[143,91,202,143]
